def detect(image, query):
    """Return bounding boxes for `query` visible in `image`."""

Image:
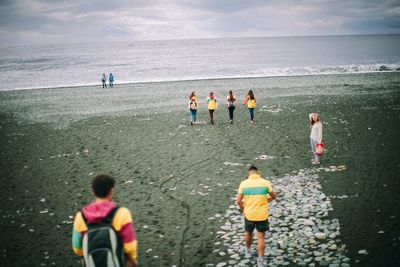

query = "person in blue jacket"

[109,73,114,87]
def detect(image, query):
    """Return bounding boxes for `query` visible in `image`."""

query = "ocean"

[0,34,399,91]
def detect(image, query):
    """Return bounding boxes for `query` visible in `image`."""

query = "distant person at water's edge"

[226,90,237,124]
[236,165,277,267]
[101,74,107,88]
[189,91,198,125]
[243,90,256,123]
[207,92,218,124]
[109,73,114,87]
[72,174,138,267]
[309,113,323,165]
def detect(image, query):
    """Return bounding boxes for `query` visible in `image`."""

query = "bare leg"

[256,231,265,256]
[245,231,252,249]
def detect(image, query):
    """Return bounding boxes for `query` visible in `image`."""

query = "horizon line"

[1,33,399,47]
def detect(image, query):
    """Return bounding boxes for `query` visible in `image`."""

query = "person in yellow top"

[189,91,198,125]
[226,90,237,124]
[206,92,218,124]
[243,90,256,123]
[72,174,138,267]
[236,165,277,267]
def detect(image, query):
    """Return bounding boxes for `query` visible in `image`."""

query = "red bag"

[316,143,324,155]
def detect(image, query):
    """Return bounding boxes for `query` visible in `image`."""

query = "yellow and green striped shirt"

[238,174,274,221]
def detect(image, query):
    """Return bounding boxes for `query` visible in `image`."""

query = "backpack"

[81,207,125,267]
[189,101,197,110]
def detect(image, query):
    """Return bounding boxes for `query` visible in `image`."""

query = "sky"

[0,0,399,45]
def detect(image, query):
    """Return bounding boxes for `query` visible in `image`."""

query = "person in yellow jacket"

[189,91,198,125]
[243,90,256,123]
[72,174,138,266]
[207,92,218,124]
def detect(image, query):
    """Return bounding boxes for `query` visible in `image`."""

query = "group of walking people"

[101,73,115,88]
[71,93,324,267]
[189,90,257,125]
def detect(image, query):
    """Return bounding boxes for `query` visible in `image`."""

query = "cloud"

[0,0,399,45]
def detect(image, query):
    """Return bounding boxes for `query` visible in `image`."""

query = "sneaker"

[257,256,265,267]
[229,120,233,124]
[244,246,252,258]
[190,122,193,126]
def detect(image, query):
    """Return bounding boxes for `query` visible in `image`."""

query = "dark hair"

[248,165,258,172]
[248,90,255,100]
[189,91,196,100]
[92,174,115,198]
[210,91,214,96]
[229,90,235,101]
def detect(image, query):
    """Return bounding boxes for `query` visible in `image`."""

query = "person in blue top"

[109,73,114,87]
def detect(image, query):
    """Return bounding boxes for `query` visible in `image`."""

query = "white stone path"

[210,167,351,267]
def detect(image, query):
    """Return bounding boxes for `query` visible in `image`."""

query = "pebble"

[228,260,237,265]
[315,233,327,240]
[240,259,250,264]
[358,249,368,255]
[329,244,338,250]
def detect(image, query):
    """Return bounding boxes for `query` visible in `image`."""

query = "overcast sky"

[0,0,399,45]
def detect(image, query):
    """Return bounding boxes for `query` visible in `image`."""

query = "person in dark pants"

[226,90,237,124]
[207,92,218,124]
[236,166,277,267]
[101,73,107,88]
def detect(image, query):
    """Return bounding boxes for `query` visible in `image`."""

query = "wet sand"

[0,73,400,266]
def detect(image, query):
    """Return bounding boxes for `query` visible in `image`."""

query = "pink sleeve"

[119,222,137,243]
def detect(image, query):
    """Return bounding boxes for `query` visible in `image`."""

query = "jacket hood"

[82,201,117,224]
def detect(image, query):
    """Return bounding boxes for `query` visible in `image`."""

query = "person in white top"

[309,113,323,164]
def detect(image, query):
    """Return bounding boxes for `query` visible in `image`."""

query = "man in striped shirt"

[236,165,277,267]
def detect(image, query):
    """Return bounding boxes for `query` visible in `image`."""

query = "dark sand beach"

[1,72,400,266]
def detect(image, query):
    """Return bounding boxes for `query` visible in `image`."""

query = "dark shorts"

[244,218,269,233]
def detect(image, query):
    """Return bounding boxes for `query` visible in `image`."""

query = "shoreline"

[2,70,399,93]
